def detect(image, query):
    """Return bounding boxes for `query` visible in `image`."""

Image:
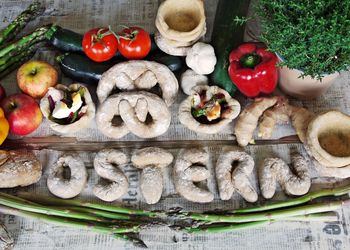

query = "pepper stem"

[240,53,262,69]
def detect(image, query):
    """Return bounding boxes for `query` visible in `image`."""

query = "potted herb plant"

[255,0,350,99]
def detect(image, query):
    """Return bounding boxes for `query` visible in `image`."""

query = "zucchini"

[50,26,158,58]
[58,51,182,85]
[210,0,251,96]
[57,53,118,85]
[50,26,83,53]
[147,51,183,72]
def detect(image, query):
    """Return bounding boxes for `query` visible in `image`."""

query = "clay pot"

[155,0,206,47]
[306,110,350,168]
[40,83,95,134]
[278,66,338,100]
[179,85,241,134]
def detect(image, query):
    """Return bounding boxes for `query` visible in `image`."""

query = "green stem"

[0,205,138,235]
[186,200,349,223]
[187,221,269,233]
[18,192,162,217]
[0,201,146,247]
[186,212,339,234]
[55,206,131,220]
[0,205,134,234]
[0,192,40,205]
[280,212,338,222]
[240,53,261,68]
[0,193,109,222]
[233,185,350,213]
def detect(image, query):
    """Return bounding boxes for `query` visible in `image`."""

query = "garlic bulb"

[186,42,217,75]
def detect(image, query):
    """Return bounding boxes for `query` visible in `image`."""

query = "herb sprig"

[256,0,350,79]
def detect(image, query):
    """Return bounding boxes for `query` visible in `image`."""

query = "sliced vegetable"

[82,27,118,62]
[47,87,86,125]
[118,27,151,59]
[191,93,228,123]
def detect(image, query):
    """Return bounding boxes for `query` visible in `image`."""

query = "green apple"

[17,60,58,98]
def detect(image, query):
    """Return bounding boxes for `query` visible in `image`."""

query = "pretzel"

[173,148,214,203]
[96,91,171,139]
[93,149,129,202]
[216,149,258,203]
[97,60,178,107]
[131,147,173,204]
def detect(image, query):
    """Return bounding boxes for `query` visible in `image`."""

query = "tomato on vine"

[118,27,151,60]
[82,27,118,62]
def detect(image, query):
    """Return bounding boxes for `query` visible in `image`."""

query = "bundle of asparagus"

[0,185,348,248]
[0,1,56,79]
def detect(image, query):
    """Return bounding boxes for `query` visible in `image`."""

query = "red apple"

[0,84,6,101]
[17,60,58,98]
[1,94,42,136]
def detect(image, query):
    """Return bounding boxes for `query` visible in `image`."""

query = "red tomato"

[118,27,151,59]
[82,27,118,62]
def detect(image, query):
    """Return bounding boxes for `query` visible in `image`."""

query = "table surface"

[0,1,350,250]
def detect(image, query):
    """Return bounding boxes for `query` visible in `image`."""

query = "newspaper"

[0,0,349,249]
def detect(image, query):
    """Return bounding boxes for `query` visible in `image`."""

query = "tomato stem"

[108,25,120,43]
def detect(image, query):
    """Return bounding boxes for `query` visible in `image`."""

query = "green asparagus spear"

[0,192,111,222]
[0,24,55,58]
[185,200,349,223]
[54,206,132,220]
[0,43,40,71]
[0,205,140,235]
[0,1,44,46]
[18,192,163,217]
[0,49,36,79]
[187,221,269,233]
[232,185,350,213]
[185,212,339,233]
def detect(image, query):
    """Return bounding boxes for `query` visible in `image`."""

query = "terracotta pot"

[278,66,338,100]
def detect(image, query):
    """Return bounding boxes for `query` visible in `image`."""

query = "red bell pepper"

[228,43,278,97]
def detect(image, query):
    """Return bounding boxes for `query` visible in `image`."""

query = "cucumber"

[58,51,182,85]
[210,0,251,96]
[50,26,158,58]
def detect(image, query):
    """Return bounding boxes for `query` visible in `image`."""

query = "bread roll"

[0,150,42,188]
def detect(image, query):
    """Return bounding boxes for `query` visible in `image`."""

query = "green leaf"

[192,108,207,117]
